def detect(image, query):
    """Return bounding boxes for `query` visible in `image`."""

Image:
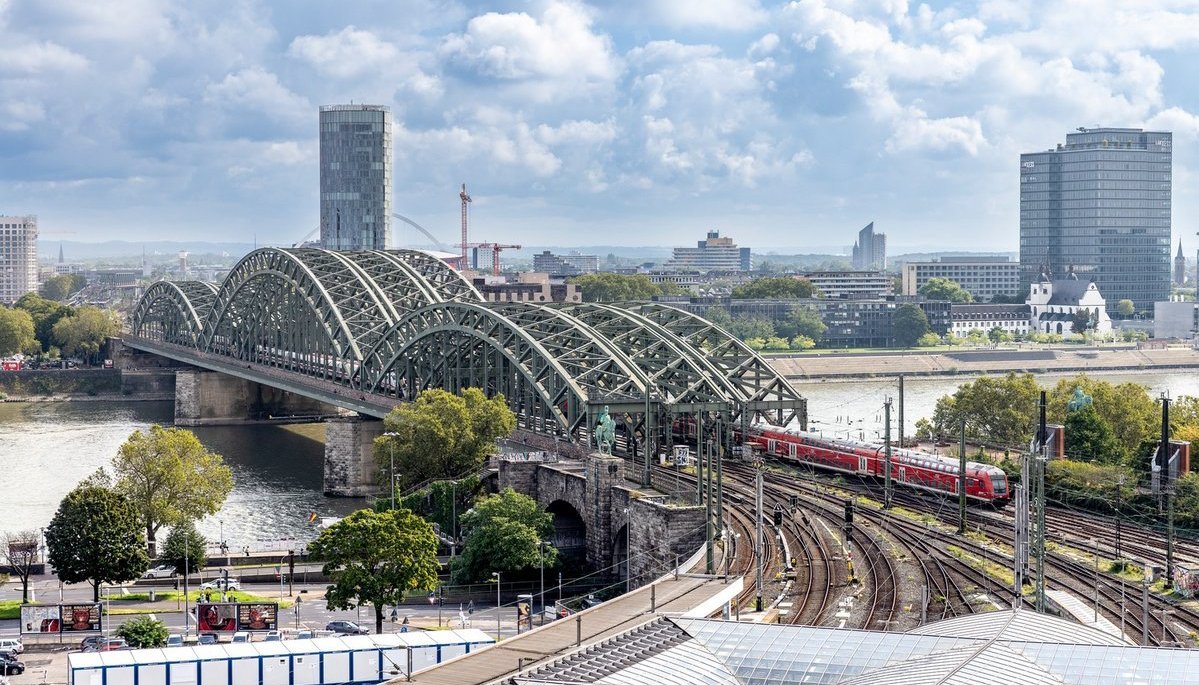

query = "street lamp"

[384,431,400,510]
[623,508,631,593]
[538,541,548,626]
[492,572,502,640]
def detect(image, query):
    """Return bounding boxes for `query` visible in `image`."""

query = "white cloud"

[288,26,399,79]
[203,67,310,120]
[648,0,769,30]
[439,1,617,84]
[0,41,87,74]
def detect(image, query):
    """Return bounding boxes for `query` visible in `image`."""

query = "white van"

[231,632,251,644]
[0,639,22,655]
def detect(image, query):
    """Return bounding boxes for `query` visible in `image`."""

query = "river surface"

[4,369,1199,543]
[0,401,360,546]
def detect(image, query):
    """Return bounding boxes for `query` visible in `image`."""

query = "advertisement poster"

[19,605,61,634]
[197,603,237,632]
[237,603,277,631]
[60,604,101,632]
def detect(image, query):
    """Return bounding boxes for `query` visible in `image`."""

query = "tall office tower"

[0,215,37,304]
[319,105,392,250]
[1020,127,1172,312]
[851,222,886,270]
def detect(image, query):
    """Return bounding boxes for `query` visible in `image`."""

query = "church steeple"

[1175,239,1188,287]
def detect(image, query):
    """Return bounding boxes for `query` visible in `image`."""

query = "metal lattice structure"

[129,247,805,442]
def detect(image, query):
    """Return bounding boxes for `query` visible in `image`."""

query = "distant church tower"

[1175,240,1187,287]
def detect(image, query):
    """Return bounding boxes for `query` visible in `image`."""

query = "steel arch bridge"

[128,247,805,445]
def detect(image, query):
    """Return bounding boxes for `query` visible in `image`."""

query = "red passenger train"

[675,418,1010,505]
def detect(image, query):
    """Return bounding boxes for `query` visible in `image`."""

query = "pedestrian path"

[1046,589,1131,644]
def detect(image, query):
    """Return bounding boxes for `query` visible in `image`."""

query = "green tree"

[39,274,87,302]
[1045,459,1138,513]
[113,425,234,557]
[928,373,1041,446]
[965,328,987,345]
[774,305,826,342]
[116,616,169,648]
[308,508,440,634]
[452,488,558,583]
[571,273,665,302]
[159,521,207,576]
[51,306,121,364]
[45,485,149,601]
[0,306,37,356]
[1070,309,1092,334]
[2,531,39,603]
[892,303,930,347]
[731,276,820,299]
[789,335,816,350]
[916,332,942,347]
[1063,404,1125,464]
[376,388,515,492]
[918,277,974,303]
[14,293,72,352]
[1116,299,1135,317]
[726,315,775,341]
[988,327,1011,344]
[703,306,734,330]
[1047,376,1159,459]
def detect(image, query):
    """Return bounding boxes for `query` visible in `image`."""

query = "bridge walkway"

[407,572,741,685]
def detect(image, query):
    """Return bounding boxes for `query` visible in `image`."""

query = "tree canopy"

[51,306,121,363]
[376,388,516,492]
[928,372,1041,446]
[452,488,558,583]
[39,274,87,302]
[113,425,234,556]
[774,305,827,342]
[892,303,930,347]
[160,520,207,576]
[307,508,440,633]
[731,276,820,299]
[1116,299,1135,317]
[14,293,72,352]
[0,306,36,356]
[45,485,149,601]
[570,273,680,302]
[918,277,974,303]
[116,616,168,648]
[1063,403,1125,464]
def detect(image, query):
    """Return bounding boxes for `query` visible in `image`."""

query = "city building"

[1027,269,1112,335]
[851,222,886,270]
[901,256,1019,302]
[1154,300,1198,339]
[803,270,892,299]
[532,250,599,276]
[0,215,37,304]
[319,104,392,250]
[665,231,752,272]
[1019,127,1172,313]
[473,272,582,303]
[1175,241,1187,287]
[949,304,1031,337]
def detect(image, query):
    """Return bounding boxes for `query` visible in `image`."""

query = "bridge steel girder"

[130,281,218,347]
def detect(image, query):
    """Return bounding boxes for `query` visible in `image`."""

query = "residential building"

[949,304,1031,337]
[851,222,886,270]
[1026,270,1112,335]
[803,271,892,299]
[1175,241,1187,287]
[473,272,582,303]
[319,104,392,250]
[665,231,752,272]
[901,256,1020,302]
[0,215,37,304]
[532,250,599,276]
[1019,127,1172,312]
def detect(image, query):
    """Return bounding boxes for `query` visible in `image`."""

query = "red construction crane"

[459,183,471,265]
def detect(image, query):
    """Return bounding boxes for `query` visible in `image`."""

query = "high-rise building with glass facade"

[319,105,392,250]
[1019,127,1172,312]
[0,215,37,304]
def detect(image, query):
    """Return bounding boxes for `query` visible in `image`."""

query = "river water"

[3,369,1199,544]
[0,401,360,547]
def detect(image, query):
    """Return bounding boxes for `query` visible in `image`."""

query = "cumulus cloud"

[288,26,399,79]
[203,67,310,121]
[648,0,769,30]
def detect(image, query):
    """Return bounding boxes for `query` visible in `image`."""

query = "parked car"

[325,621,369,635]
[166,635,183,648]
[0,652,24,675]
[0,639,22,655]
[263,631,282,642]
[98,638,128,652]
[198,634,218,646]
[231,632,250,644]
[143,564,177,579]
[199,578,240,591]
[295,630,314,640]
[80,636,104,651]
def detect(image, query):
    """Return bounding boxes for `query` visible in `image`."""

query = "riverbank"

[0,368,175,401]
[770,345,1199,380]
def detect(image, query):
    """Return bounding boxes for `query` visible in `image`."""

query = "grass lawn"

[0,600,23,619]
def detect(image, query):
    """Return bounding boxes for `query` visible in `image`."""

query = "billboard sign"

[236,603,277,631]
[61,604,101,632]
[197,603,237,632]
[20,605,61,634]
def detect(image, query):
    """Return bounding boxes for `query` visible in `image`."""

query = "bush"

[916,333,942,347]
[116,616,168,648]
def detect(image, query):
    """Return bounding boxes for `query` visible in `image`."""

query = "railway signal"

[773,504,784,528]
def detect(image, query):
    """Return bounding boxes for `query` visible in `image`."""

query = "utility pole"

[1115,476,1123,561]
[754,457,764,612]
[1034,391,1048,613]
[1013,454,1027,605]
[958,419,967,534]
[696,413,704,505]
[884,399,893,509]
[704,415,714,575]
[1161,394,1175,582]
[715,415,724,545]
[897,375,905,448]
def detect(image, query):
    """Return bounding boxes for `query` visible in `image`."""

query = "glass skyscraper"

[1019,127,1172,312]
[319,104,392,250]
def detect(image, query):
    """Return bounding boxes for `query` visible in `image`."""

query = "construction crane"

[470,243,522,276]
[392,213,453,253]
[459,183,471,265]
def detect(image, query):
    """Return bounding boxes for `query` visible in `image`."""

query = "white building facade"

[0,215,37,304]
[901,257,1019,302]
[1027,277,1112,335]
[949,304,1031,337]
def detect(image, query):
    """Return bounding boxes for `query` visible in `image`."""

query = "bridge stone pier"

[499,452,704,589]
[323,416,384,497]
[174,368,342,426]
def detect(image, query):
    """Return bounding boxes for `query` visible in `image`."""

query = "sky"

[4,0,1199,254]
